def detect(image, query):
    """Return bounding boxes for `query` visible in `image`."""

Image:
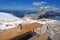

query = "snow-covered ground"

[0,12,60,40]
[0,12,59,30]
[28,16,60,40]
[0,12,23,30]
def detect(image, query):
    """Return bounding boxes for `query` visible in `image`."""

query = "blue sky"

[0,0,60,11]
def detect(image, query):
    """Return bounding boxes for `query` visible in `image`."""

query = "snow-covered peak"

[0,12,20,22]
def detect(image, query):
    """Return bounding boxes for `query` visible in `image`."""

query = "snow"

[0,12,20,21]
[0,12,23,30]
[29,18,56,25]
[0,12,60,30]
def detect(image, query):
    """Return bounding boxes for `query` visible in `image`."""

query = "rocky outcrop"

[24,8,48,19]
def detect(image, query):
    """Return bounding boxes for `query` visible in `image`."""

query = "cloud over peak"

[44,6,58,11]
[33,1,46,6]
[40,6,60,13]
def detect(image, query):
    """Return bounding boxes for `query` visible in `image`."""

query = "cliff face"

[24,7,60,19]
[47,21,60,40]
[39,11,60,18]
[24,8,48,19]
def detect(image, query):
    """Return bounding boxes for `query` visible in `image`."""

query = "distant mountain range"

[39,11,60,18]
[0,7,60,19]
[0,10,38,17]
[23,8,60,19]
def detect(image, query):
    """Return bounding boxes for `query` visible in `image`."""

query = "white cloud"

[33,2,46,6]
[41,2,46,4]
[39,6,60,13]
[44,6,58,11]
